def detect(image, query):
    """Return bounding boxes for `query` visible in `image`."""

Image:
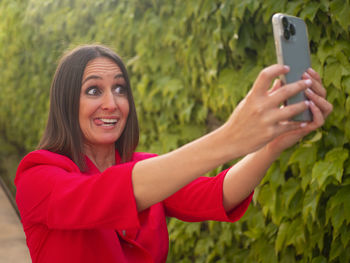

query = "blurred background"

[0,0,349,262]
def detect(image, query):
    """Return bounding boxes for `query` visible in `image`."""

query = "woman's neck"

[83,144,116,172]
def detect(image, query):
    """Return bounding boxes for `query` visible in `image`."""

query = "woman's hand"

[222,68,332,211]
[264,68,333,157]
[220,64,312,158]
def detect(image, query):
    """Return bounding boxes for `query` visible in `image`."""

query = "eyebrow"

[82,73,124,84]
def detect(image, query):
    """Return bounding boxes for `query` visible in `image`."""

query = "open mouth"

[94,118,118,127]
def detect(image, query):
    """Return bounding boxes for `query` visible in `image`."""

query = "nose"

[101,90,117,111]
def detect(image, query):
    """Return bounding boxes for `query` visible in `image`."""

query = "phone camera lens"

[284,29,291,40]
[282,17,289,29]
[289,24,296,35]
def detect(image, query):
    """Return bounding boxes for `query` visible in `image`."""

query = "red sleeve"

[15,150,140,230]
[163,168,253,222]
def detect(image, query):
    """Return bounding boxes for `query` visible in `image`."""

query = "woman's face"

[79,57,129,149]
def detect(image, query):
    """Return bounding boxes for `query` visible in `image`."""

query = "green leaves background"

[0,0,349,262]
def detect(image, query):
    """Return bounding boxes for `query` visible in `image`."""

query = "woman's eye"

[114,85,127,95]
[86,86,100,96]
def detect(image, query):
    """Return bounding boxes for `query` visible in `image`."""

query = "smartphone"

[272,13,313,121]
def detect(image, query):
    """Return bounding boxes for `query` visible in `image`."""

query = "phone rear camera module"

[289,24,296,35]
[284,29,291,40]
[282,17,289,29]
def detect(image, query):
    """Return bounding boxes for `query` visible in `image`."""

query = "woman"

[15,45,332,262]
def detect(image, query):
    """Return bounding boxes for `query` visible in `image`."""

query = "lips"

[94,117,118,126]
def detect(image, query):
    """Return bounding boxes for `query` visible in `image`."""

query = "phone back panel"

[272,14,312,121]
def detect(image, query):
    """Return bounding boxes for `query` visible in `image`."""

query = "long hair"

[37,44,139,171]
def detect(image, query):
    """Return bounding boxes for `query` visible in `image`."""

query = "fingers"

[297,92,333,134]
[306,68,322,85]
[269,78,312,106]
[274,120,307,136]
[305,88,333,117]
[309,101,325,127]
[253,64,290,95]
[303,69,326,98]
[272,100,310,122]
[298,101,325,133]
[269,79,283,93]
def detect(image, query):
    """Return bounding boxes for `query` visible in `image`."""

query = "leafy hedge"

[0,0,349,262]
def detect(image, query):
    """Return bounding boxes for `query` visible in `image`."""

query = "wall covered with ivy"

[0,0,349,262]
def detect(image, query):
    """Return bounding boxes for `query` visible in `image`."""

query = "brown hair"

[37,44,139,171]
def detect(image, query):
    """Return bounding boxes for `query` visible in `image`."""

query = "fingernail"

[308,68,316,74]
[304,72,311,79]
[284,65,290,71]
[304,79,312,86]
[300,122,307,128]
[306,88,314,94]
[305,100,310,106]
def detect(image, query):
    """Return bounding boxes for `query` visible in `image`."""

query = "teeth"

[100,118,117,123]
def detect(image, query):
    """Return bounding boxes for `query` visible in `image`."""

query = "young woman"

[15,45,332,262]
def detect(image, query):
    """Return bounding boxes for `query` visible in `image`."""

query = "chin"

[99,138,118,145]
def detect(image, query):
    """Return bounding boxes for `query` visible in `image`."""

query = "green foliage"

[0,0,349,262]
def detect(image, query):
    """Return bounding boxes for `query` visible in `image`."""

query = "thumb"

[252,64,289,96]
[269,79,283,93]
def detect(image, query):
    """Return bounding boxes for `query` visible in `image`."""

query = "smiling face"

[79,57,130,150]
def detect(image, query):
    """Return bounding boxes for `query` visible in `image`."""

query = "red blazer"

[15,150,253,263]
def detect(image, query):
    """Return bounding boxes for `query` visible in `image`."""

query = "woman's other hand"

[264,68,333,156]
[220,64,312,158]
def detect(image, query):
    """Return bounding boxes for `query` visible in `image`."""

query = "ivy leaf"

[304,131,323,144]
[285,217,305,255]
[335,51,350,77]
[194,237,214,256]
[159,77,183,98]
[311,256,328,263]
[326,185,350,226]
[319,0,330,12]
[184,222,200,236]
[323,60,342,88]
[160,132,178,152]
[340,224,350,248]
[285,0,303,15]
[180,124,205,142]
[301,172,312,192]
[219,225,233,246]
[329,237,342,261]
[255,239,278,263]
[330,205,344,235]
[257,184,275,217]
[219,1,231,20]
[289,144,317,174]
[282,177,300,209]
[312,148,348,190]
[309,224,325,252]
[272,188,285,225]
[345,97,350,114]
[330,0,350,31]
[302,189,321,223]
[312,161,339,189]
[218,67,242,105]
[275,221,289,253]
[324,147,349,172]
[317,40,333,65]
[244,207,266,240]
[262,163,285,191]
[300,2,319,21]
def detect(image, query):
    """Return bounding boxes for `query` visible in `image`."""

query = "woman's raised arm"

[132,64,313,212]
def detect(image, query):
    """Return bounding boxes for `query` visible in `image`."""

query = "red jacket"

[15,150,253,263]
